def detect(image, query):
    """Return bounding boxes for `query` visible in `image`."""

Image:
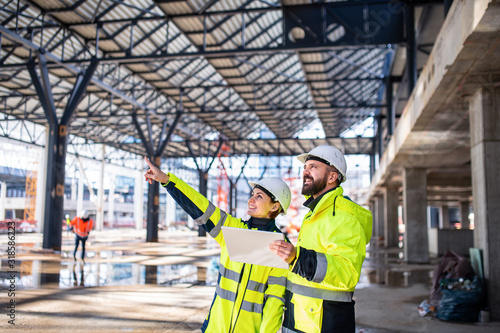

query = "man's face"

[301,160,332,196]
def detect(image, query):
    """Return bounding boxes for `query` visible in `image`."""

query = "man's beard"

[301,173,328,196]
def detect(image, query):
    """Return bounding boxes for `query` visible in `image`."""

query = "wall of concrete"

[384,184,399,248]
[428,229,474,256]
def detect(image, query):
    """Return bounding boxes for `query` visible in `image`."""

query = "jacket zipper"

[229,263,250,333]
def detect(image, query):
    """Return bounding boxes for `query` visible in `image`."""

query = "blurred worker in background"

[65,213,71,236]
[144,156,291,333]
[70,210,93,263]
[270,145,373,333]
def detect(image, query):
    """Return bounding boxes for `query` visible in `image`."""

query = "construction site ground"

[1,229,499,332]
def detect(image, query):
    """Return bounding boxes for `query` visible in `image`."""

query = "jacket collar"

[303,186,343,212]
[246,217,276,231]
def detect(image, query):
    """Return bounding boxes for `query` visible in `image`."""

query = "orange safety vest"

[70,217,93,237]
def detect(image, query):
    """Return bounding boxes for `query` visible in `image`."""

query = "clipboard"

[221,226,289,269]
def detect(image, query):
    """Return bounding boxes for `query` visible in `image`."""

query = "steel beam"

[133,110,181,242]
[186,139,224,237]
[26,53,99,251]
[0,24,198,140]
[2,1,408,69]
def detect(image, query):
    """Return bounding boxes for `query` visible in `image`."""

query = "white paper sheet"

[221,226,289,269]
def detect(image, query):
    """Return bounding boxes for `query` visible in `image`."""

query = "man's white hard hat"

[297,145,347,183]
[248,177,291,215]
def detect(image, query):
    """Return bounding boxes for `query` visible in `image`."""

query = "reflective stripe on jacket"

[286,186,372,332]
[163,173,287,333]
[70,217,93,237]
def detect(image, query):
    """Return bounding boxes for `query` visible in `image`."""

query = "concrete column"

[166,192,176,228]
[368,200,375,243]
[384,183,399,248]
[403,168,429,264]
[108,174,115,228]
[374,195,385,246]
[77,176,84,215]
[35,142,47,233]
[427,206,438,256]
[469,87,500,320]
[0,181,6,221]
[439,205,450,229]
[460,201,470,229]
[71,169,77,201]
[134,167,144,230]
[96,146,105,231]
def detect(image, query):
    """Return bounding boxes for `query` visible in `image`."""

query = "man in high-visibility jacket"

[70,210,93,263]
[270,145,373,333]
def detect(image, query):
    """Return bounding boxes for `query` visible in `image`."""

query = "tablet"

[221,226,289,269]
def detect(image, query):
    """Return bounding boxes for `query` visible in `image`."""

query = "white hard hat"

[297,145,347,183]
[80,210,89,219]
[248,178,291,215]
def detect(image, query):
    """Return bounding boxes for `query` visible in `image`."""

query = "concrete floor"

[1,229,499,332]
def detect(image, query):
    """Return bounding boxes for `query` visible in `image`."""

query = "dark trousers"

[73,235,88,260]
[283,290,355,333]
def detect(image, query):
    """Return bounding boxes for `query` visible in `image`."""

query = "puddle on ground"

[1,234,434,290]
[1,248,435,290]
[0,257,220,289]
[359,250,434,288]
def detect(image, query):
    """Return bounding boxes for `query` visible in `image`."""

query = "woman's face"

[247,187,277,219]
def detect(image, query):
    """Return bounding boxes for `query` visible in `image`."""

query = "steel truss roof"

[0,0,443,160]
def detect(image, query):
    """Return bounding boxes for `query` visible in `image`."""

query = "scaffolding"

[24,162,38,221]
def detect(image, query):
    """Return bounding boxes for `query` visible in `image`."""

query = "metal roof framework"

[0,0,444,247]
[0,0,427,161]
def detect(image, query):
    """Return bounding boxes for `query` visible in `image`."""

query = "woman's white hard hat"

[248,177,291,215]
[297,145,347,183]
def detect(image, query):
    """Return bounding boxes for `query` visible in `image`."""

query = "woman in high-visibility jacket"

[144,157,291,333]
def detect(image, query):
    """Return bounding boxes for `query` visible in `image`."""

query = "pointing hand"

[144,156,169,184]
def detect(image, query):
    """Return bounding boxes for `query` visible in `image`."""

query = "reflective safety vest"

[163,173,287,333]
[70,217,93,237]
[285,186,372,333]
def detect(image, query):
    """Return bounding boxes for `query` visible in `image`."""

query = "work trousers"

[73,235,88,260]
[282,290,355,333]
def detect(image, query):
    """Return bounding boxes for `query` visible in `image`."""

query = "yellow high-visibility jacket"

[163,173,287,333]
[284,186,372,333]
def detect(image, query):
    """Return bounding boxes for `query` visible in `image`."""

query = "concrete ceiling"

[369,0,500,206]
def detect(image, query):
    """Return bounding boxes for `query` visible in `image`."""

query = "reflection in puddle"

[0,257,219,290]
[360,249,434,288]
[359,267,432,288]
[2,251,434,291]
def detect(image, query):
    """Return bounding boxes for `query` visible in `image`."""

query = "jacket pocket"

[291,293,323,332]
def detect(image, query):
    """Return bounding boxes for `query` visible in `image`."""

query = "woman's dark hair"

[268,206,281,219]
